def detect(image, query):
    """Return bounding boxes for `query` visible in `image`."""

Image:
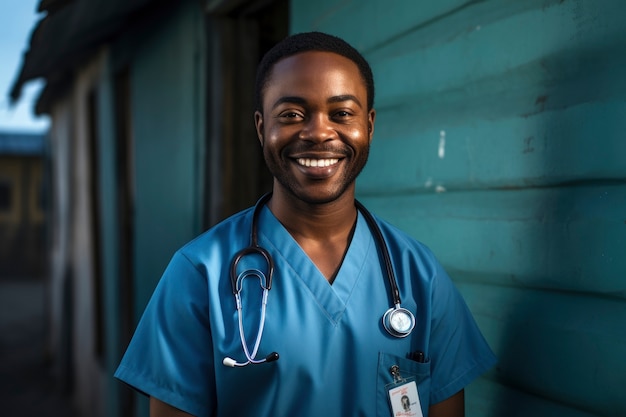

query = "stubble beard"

[263,144,370,205]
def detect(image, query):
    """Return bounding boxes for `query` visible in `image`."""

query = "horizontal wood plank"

[361,100,626,190]
[359,185,626,297]
[460,283,626,416]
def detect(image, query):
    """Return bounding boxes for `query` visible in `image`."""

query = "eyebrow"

[271,96,306,110]
[328,94,363,108]
[270,94,363,110]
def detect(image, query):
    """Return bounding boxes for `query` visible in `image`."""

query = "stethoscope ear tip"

[223,357,238,367]
[222,352,279,368]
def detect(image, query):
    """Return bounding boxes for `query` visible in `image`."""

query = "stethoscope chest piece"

[383,305,415,338]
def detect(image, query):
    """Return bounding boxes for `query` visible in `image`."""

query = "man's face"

[255,51,375,205]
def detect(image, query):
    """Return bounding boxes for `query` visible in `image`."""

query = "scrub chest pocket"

[377,352,431,417]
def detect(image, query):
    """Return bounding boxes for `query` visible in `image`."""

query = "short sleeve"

[114,251,215,417]
[428,260,497,404]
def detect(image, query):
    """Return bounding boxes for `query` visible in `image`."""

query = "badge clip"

[386,364,423,417]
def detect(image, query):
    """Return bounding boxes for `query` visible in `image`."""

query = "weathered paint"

[291,0,626,415]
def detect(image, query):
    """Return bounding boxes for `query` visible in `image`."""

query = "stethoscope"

[222,193,416,368]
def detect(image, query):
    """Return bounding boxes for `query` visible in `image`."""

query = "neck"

[266,186,358,282]
[267,188,357,241]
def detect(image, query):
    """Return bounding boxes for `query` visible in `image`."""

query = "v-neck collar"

[256,205,375,323]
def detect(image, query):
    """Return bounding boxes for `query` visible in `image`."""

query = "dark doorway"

[204,0,289,226]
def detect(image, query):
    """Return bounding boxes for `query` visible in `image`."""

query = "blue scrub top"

[115,205,496,417]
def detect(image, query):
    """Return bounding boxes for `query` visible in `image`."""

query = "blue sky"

[0,0,50,133]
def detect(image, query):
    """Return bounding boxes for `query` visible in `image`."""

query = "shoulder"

[176,207,255,264]
[365,211,444,282]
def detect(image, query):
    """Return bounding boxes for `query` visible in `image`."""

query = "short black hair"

[255,31,375,112]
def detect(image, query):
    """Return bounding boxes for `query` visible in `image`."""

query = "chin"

[291,185,353,206]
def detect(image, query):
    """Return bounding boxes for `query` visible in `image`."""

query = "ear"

[254,111,264,147]
[367,109,376,143]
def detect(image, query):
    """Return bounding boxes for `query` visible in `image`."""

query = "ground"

[0,278,77,417]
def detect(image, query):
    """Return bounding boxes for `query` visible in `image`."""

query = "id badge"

[386,365,423,417]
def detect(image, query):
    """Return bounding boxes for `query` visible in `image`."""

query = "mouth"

[290,155,344,180]
[296,158,339,167]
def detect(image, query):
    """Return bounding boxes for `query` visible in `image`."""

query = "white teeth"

[297,158,339,167]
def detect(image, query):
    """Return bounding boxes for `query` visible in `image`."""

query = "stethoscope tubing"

[235,271,269,362]
[224,193,415,367]
[353,199,402,308]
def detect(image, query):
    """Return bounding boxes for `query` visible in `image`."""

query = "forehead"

[264,51,366,99]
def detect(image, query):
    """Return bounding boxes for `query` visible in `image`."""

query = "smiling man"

[115,32,496,417]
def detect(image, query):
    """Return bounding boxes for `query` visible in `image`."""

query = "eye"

[332,109,354,121]
[277,110,304,122]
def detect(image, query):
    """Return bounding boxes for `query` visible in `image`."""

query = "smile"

[296,158,339,167]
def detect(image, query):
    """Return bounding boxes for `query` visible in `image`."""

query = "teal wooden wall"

[129,0,206,319]
[291,0,626,416]
[130,2,205,415]
[97,1,206,416]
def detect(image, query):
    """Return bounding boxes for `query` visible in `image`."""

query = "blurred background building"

[0,131,46,277]
[7,0,626,416]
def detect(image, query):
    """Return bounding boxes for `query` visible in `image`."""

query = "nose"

[299,114,335,143]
